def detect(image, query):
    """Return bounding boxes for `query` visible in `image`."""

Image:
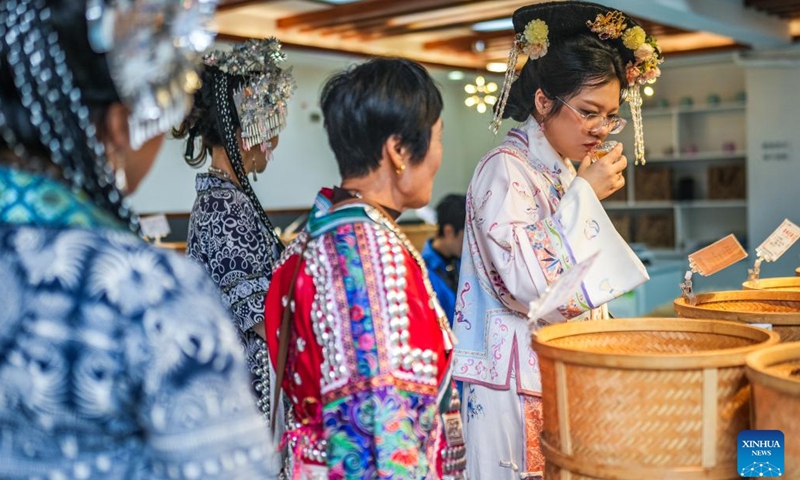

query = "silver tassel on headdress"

[490,35,522,135]
[628,85,645,165]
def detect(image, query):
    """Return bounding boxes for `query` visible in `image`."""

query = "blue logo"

[738,430,784,477]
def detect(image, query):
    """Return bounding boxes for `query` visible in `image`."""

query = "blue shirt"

[421,239,459,326]
[0,166,281,479]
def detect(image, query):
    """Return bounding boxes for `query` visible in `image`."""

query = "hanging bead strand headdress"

[205,38,297,152]
[206,39,296,254]
[492,2,663,165]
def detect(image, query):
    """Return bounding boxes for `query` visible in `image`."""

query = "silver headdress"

[0,0,218,232]
[205,38,297,151]
[86,0,218,150]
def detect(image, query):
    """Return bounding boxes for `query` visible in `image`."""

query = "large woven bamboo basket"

[742,277,800,292]
[674,290,800,342]
[745,342,800,479]
[532,318,779,480]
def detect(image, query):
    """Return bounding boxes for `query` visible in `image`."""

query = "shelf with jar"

[606,98,747,254]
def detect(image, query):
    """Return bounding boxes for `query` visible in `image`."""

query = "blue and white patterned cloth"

[0,166,281,479]
[186,173,281,372]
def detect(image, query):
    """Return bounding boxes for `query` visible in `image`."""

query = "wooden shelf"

[612,97,747,256]
[676,200,746,209]
[644,151,746,163]
[603,201,673,210]
[603,200,746,210]
[637,101,746,118]
[624,101,746,119]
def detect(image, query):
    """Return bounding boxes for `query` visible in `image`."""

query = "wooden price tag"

[688,234,748,276]
[756,219,800,262]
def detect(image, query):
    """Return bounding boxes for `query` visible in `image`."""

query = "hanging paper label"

[529,251,599,329]
[139,214,171,240]
[688,234,748,276]
[756,219,800,262]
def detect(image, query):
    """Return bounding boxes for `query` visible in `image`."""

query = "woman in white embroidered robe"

[452,2,661,478]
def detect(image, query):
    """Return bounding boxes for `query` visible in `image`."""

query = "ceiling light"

[486,62,507,73]
[448,70,465,81]
[472,18,514,33]
[643,86,655,97]
[464,76,498,115]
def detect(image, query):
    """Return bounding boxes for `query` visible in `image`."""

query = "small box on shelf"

[708,165,746,200]
[634,166,672,202]
[635,212,675,249]
[609,213,633,242]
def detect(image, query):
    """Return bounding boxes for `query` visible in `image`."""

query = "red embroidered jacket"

[265,190,466,480]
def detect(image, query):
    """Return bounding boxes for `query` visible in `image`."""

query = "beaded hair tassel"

[490,35,522,135]
[628,86,646,165]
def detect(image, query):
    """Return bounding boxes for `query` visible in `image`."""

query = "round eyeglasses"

[556,97,627,135]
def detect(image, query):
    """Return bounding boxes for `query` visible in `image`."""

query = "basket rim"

[541,438,736,480]
[532,318,780,369]
[674,290,800,325]
[742,277,800,291]
[745,341,800,396]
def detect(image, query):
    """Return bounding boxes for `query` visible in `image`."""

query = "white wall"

[745,65,800,277]
[644,55,746,107]
[129,47,506,214]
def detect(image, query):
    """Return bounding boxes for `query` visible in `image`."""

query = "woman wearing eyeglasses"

[452,2,656,478]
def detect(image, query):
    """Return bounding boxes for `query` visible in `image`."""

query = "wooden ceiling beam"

[423,30,512,51]
[277,0,475,30]
[745,0,800,9]
[218,0,283,12]
[372,18,686,41]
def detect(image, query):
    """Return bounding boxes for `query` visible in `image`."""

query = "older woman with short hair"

[264,58,467,480]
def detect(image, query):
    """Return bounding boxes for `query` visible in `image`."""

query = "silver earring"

[251,152,258,182]
[115,166,128,192]
[108,148,128,192]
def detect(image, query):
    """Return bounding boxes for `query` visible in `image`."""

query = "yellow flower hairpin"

[521,19,549,60]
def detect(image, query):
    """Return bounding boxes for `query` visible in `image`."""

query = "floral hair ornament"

[490,17,549,135]
[204,38,297,152]
[491,2,664,165]
[588,12,663,164]
[86,0,219,150]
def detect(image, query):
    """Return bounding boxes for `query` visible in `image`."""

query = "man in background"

[422,194,467,326]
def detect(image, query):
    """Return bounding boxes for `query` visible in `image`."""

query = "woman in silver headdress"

[174,39,295,466]
[453,2,660,478]
[0,0,282,478]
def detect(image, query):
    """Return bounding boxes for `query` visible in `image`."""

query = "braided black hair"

[173,66,245,167]
[0,0,137,231]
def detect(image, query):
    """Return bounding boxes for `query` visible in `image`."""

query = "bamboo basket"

[532,318,779,480]
[674,290,800,342]
[745,342,800,479]
[742,277,800,292]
